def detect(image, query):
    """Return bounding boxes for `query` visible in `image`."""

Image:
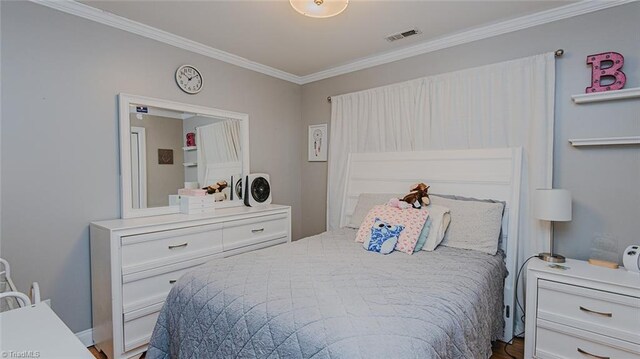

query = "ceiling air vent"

[385,28,422,42]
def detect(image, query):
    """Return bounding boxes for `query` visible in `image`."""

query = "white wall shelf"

[183,162,197,167]
[569,136,640,147]
[571,87,640,104]
[182,146,197,151]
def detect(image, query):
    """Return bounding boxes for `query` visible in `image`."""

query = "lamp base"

[538,252,566,263]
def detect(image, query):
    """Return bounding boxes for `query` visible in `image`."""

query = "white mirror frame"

[118,93,250,219]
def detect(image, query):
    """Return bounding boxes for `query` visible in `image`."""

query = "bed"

[147,147,523,359]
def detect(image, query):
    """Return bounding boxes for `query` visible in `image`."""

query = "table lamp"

[535,189,572,263]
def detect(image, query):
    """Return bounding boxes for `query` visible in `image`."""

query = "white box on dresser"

[90,204,291,359]
[525,258,640,359]
[178,195,216,215]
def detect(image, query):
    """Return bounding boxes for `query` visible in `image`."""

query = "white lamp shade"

[290,0,349,18]
[535,189,572,221]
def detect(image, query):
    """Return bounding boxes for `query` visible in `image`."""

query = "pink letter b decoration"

[586,52,626,93]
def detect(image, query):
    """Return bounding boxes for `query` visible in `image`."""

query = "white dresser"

[90,204,291,359]
[525,258,640,359]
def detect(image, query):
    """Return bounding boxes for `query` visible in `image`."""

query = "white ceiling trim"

[30,0,303,84]
[298,0,637,84]
[31,0,635,86]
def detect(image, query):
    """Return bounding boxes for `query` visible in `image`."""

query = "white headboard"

[339,147,523,340]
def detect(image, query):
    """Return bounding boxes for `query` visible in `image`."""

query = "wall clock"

[175,65,203,94]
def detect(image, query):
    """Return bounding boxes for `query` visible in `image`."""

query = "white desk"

[0,303,93,359]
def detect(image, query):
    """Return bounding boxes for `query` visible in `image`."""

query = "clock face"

[175,65,203,94]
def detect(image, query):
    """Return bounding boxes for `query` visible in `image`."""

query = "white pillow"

[431,196,504,255]
[422,204,451,251]
[346,193,401,228]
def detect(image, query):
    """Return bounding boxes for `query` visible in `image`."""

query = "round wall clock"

[175,65,203,94]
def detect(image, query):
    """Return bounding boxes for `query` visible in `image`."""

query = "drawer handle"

[168,242,188,250]
[577,347,610,359]
[579,306,612,317]
[251,228,265,233]
[169,280,177,284]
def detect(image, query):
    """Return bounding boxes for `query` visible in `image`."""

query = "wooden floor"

[89,338,524,358]
[89,347,107,359]
[491,338,525,359]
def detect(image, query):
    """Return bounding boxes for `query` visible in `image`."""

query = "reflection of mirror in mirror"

[129,104,242,209]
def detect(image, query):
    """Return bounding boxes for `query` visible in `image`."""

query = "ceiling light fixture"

[290,0,349,18]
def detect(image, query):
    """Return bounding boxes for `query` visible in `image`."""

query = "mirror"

[119,94,249,218]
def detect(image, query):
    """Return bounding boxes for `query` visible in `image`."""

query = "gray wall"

[1,1,302,333]
[300,3,640,262]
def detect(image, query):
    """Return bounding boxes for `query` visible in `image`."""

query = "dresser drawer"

[223,214,288,251]
[536,319,640,359]
[121,223,223,274]
[122,262,201,313]
[122,303,163,352]
[538,279,640,343]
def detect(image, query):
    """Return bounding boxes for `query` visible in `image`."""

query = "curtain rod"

[327,49,565,103]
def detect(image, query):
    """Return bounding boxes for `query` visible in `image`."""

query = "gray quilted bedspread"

[147,228,506,359]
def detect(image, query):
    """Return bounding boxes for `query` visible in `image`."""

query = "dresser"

[90,204,291,359]
[525,258,640,359]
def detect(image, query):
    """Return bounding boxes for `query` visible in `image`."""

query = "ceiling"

[82,1,574,77]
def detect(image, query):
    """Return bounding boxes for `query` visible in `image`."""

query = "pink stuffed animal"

[387,197,411,210]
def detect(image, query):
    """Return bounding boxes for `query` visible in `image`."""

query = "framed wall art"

[158,149,174,165]
[308,124,328,162]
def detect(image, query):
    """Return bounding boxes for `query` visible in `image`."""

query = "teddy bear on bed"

[402,182,431,208]
[363,218,405,254]
[387,182,431,209]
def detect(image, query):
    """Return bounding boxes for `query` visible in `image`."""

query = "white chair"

[0,258,41,312]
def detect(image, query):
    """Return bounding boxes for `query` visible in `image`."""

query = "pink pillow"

[356,205,429,254]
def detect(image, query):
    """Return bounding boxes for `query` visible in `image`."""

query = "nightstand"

[524,258,640,359]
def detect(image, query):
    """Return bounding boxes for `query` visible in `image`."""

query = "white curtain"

[197,120,241,186]
[328,53,555,329]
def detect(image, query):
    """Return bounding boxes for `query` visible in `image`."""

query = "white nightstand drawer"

[538,279,640,343]
[536,319,640,359]
[223,214,288,251]
[121,224,223,274]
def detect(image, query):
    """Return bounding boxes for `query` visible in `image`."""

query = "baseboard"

[75,328,94,347]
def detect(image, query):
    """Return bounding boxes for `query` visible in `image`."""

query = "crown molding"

[29,0,304,84]
[298,0,637,84]
[30,0,635,86]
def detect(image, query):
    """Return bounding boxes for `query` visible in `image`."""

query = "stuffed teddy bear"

[400,182,431,209]
[363,218,405,254]
[203,180,228,195]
